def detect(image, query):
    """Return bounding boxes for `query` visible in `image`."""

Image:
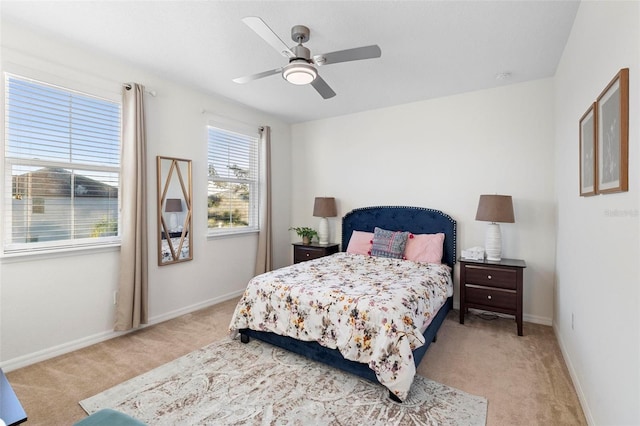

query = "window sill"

[207,229,259,240]
[0,243,120,264]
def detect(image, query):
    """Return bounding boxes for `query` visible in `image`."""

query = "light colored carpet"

[80,337,488,425]
[6,299,587,425]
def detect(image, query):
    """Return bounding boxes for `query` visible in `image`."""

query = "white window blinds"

[207,125,259,234]
[4,74,121,253]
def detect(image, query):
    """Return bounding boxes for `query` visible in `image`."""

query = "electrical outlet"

[113,291,118,305]
[571,313,574,330]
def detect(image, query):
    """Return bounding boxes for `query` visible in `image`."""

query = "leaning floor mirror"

[157,156,193,265]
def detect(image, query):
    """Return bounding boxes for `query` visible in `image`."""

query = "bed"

[229,206,456,402]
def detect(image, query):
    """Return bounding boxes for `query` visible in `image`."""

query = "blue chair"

[73,408,146,426]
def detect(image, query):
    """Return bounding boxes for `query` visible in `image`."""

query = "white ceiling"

[1,1,579,124]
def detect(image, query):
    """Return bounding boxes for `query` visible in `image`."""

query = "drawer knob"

[487,295,492,300]
[487,275,492,279]
[306,253,310,257]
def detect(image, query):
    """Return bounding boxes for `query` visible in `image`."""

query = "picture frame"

[596,68,629,194]
[579,102,597,196]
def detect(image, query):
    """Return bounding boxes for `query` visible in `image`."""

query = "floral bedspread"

[228,252,453,401]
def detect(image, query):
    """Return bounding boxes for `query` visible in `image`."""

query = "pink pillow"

[404,233,445,264]
[346,230,374,255]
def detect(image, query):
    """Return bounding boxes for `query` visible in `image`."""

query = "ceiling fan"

[233,17,382,99]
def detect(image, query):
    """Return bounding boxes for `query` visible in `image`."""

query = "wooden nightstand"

[459,258,527,336]
[293,242,339,264]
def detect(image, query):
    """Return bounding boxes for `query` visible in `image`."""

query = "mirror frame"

[157,156,193,266]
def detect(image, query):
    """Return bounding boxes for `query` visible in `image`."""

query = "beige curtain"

[254,126,273,275]
[115,83,148,331]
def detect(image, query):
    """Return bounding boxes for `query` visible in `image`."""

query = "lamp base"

[169,213,179,232]
[318,217,330,245]
[485,222,502,261]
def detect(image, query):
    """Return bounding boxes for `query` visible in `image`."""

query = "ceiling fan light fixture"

[283,61,317,85]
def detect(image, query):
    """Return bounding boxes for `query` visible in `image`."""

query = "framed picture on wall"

[596,68,629,194]
[579,102,597,196]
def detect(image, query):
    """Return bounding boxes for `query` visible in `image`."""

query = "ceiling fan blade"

[242,16,295,59]
[310,75,336,99]
[314,45,382,66]
[233,68,282,84]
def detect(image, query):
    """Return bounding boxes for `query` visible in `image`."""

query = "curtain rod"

[123,83,157,97]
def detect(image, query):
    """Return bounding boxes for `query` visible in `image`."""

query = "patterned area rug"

[80,338,487,425]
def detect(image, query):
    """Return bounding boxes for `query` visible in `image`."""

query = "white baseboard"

[523,312,552,326]
[453,303,552,326]
[1,328,129,373]
[146,290,244,325]
[553,325,594,425]
[465,307,552,326]
[0,289,245,372]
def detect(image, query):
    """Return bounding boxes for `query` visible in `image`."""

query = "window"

[4,74,121,253]
[207,125,259,235]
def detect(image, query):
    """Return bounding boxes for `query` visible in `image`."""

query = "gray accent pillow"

[370,227,409,259]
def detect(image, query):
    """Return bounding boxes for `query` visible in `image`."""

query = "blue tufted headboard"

[342,206,457,269]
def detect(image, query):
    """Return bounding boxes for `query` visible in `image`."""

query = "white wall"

[5,6,638,422]
[554,1,640,424]
[291,78,557,324]
[0,21,292,369]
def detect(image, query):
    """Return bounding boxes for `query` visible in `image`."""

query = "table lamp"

[475,194,515,261]
[313,197,337,245]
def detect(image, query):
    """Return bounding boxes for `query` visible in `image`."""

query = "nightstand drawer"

[465,266,517,290]
[465,285,516,311]
[292,243,339,264]
[294,247,325,263]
